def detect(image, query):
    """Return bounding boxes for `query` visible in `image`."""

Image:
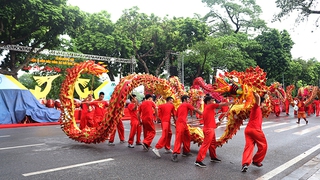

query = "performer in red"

[138,94,159,151]
[127,94,142,148]
[297,97,308,124]
[152,96,176,157]
[313,98,320,116]
[79,94,95,129]
[272,97,281,117]
[108,95,126,145]
[307,103,314,116]
[284,98,290,116]
[241,92,268,172]
[195,96,234,168]
[171,95,202,162]
[91,92,109,125]
[108,122,126,145]
[218,98,229,121]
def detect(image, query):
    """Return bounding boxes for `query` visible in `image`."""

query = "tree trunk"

[137,55,149,74]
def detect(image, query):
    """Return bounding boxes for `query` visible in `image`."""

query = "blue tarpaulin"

[0,89,61,124]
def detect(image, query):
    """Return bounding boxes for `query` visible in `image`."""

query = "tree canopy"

[254,29,294,84]
[0,0,319,99]
[274,0,320,24]
[201,0,268,35]
[0,0,85,78]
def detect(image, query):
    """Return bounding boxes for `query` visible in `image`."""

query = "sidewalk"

[0,122,60,129]
[282,153,320,180]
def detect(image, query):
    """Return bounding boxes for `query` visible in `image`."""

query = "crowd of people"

[79,92,270,172]
[271,95,320,124]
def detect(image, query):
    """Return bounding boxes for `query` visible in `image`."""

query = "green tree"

[0,0,85,78]
[254,29,294,83]
[183,33,259,85]
[274,0,320,24]
[114,7,209,76]
[201,0,267,35]
[68,11,123,81]
[283,60,303,87]
[281,58,320,89]
[18,73,37,89]
[297,58,320,86]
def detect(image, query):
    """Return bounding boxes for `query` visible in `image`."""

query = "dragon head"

[83,60,109,76]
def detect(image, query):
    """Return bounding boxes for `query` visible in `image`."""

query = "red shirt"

[273,99,280,105]
[176,103,194,123]
[247,104,262,130]
[203,103,219,128]
[128,103,138,122]
[298,101,305,112]
[139,100,156,120]
[158,103,175,122]
[220,105,229,113]
[91,100,108,116]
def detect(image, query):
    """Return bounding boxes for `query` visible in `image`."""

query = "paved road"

[1,110,320,180]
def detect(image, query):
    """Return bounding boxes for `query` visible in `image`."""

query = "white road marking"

[262,123,288,129]
[22,158,114,176]
[220,121,272,129]
[274,125,302,133]
[0,135,10,138]
[0,143,45,150]
[256,143,320,180]
[293,125,320,135]
[262,121,274,125]
[317,135,320,138]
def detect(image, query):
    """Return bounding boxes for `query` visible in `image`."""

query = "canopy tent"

[0,74,61,124]
[0,89,61,124]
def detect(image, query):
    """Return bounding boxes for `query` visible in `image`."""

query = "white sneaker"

[152,148,161,157]
[165,149,173,154]
[108,142,115,146]
[128,144,134,148]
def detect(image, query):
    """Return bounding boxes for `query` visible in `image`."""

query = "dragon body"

[285,85,295,106]
[59,61,180,143]
[269,82,286,102]
[297,85,319,106]
[191,77,224,102]
[59,62,271,147]
[213,66,272,146]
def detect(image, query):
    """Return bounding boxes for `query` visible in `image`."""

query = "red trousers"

[316,107,320,116]
[242,127,267,166]
[128,120,142,145]
[173,122,191,154]
[79,111,95,129]
[196,128,217,162]
[142,117,156,147]
[155,121,172,150]
[109,120,125,142]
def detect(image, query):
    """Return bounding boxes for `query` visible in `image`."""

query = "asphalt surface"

[1,108,320,180]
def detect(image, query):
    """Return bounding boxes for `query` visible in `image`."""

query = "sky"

[67,0,320,61]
